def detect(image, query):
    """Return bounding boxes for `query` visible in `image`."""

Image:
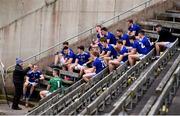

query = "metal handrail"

[0,59,10,107]
[5,0,152,73]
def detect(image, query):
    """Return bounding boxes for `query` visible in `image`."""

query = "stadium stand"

[2,0,179,115]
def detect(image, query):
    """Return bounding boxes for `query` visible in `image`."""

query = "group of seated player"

[53,19,176,83]
[40,19,175,99]
[52,19,152,82]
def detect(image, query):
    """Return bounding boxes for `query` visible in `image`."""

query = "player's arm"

[39,74,45,80]
[122,40,126,46]
[104,51,111,57]
[107,39,110,44]
[46,84,51,91]
[74,58,79,65]
[25,76,29,83]
[100,51,105,57]
[66,58,73,65]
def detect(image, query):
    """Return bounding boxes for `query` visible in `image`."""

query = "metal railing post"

[0,59,10,107]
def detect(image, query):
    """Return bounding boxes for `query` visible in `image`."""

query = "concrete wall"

[0,0,165,67]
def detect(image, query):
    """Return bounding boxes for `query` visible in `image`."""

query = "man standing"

[12,58,32,110]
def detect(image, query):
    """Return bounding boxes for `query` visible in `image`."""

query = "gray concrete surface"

[0,102,30,115]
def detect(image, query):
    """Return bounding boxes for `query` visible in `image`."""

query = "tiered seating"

[27,5,180,116]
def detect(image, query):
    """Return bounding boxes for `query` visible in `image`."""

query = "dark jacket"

[13,64,31,83]
[158,29,176,42]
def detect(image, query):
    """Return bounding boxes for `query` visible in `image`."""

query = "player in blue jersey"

[82,51,106,82]
[138,30,153,52]
[91,25,103,53]
[100,38,118,64]
[101,27,117,45]
[127,19,141,36]
[109,40,128,72]
[116,29,131,46]
[62,46,76,71]
[54,41,74,66]
[23,64,44,106]
[69,45,90,73]
[128,36,149,66]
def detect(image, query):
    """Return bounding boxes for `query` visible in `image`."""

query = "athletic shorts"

[138,54,146,60]
[28,82,38,86]
[74,64,84,70]
[60,57,66,65]
[84,73,96,78]
[43,90,52,97]
[164,42,173,48]
[119,61,125,65]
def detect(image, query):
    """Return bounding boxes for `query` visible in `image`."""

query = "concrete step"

[143,29,180,37]
[166,9,180,13]
[167,87,180,115]
[139,20,180,30]
[155,13,180,22]
[156,12,180,19]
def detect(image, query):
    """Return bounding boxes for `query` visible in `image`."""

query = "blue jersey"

[119,33,131,46]
[93,57,106,74]
[105,32,117,45]
[64,50,76,63]
[118,46,128,62]
[140,36,153,53]
[102,44,117,58]
[97,33,101,39]
[128,24,141,36]
[76,52,90,65]
[27,70,42,82]
[61,48,73,56]
[132,40,148,55]
[98,43,103,53]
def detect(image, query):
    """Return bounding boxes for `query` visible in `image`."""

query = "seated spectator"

[109,40,128,72]
[101,27,117,45]
[91,25,103,45]
[54,41,73,66]
[127,19,141,36]
[116,29,131,46]
[69,45,90,74]
[138,30,153,52]
[60,46,76,71]
[155,24,176,58]
[82,51,106,82]
[100,37,118,64]
[39,69,62,99]
[23,64,44,106]
[128,36,150,66]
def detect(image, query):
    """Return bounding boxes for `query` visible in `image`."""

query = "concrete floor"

[0,102,30,115]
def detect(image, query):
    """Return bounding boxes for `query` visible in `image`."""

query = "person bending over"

[128,36,149,66]
[127,19,141,36]
[101,27,117,45]
[99,37,118,64]
[69,45,90,75]
[82,51,106,82]
[109,40,128,72]
[54,41,74,66]
[116,29,131,47]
